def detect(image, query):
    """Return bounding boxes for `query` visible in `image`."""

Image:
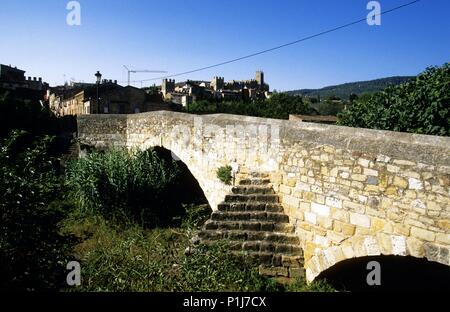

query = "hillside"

[286,76,414,100]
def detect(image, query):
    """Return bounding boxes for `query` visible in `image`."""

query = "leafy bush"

[187,93,316,119]
[285,276,336,292]
[216,165,232,185]
[0,94,59,139]
[310,98,346,116]
[180,204,212,230]
[66,148,182,227]
[338,63,450,136]
[0,131,74,290]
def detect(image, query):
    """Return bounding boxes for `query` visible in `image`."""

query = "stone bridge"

[77,111,450,281]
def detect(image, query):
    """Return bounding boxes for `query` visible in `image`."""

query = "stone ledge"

[78,111,450,166]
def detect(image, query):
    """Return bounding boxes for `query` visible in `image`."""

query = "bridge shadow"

[316,255,450,292]
[152,146,211,223]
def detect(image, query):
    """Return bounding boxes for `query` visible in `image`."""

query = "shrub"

[0,131,74,290]
[338,63,450,136]
[186,93,316,119]
[0,94,59,139]
[284,276,336,292]
[66,148,182,227]
[216,165,232,185]
[180,204,212,230]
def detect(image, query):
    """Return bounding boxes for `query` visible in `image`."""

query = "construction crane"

[123,65,167,86]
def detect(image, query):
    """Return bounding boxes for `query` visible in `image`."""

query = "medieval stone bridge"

[77,111,450,282]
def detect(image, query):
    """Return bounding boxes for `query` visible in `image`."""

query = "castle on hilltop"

[161,71,271,107]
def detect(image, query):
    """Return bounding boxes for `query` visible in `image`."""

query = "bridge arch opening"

[151,146,211,224]
[315,255,450,292]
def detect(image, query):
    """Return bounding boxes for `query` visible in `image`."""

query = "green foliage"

[285,276,336,292]
[287,76,413,100]
[188,100,217,114]
[0,94,59,139]
[187,93,316,119]
[0,131,74,290]
[338,64,450,136]
[217,165,232,185]
[66,148,182,227]
[310,98,346,116]
[180,204,212,230]
[62,216,277,292]
[179,242,278,292]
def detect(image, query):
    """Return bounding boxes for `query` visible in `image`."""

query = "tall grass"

[66,148,182,227]
[61,215,278,292]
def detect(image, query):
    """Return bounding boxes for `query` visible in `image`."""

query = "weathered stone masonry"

[77,111,450,281]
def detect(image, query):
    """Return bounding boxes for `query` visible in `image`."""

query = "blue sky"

[0,0,448,90]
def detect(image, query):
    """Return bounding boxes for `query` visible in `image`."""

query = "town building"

[49,79,170,117]
[0,64,49,102]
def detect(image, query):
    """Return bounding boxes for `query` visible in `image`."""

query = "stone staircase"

[198,172,305,279]
[60,141,80,167]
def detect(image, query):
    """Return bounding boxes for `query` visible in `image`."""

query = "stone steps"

[199,229,300,244]
[203,240,302,257]
[217,202,284,212]
[197,172,305,278]
[231,186,274,195]
[211,211,289,223]
[204,220,295,233]
[238,178,271,185]
[224,194,279,203]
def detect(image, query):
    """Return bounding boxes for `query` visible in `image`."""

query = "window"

[103,106,109,113]
[134,107,140,113]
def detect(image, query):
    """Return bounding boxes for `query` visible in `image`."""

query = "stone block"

[393,159,415,166]
[327,231,346,244]
[317,216,333,229]
[408,178,423,190]
[283,195,300,208]
[391,235,407,256]
[367,176,379,185]
[280,184,292,195]
[394,223,410,236]
[358,158,371,168]
[436,233,450,245]
[364,168,379,177]
[331,208,349,223]
[350,212,371,228]
[325,196,342,209]
[364,236,381,256]
[311,202,330,217]
[295,182,310,192]
[343,201,366,214]
[304,212,317,225]
[351,174,367,182]
[393,176,408,189]
[437,219,450,230]
[342,223,356,235]
[411,226,435,242]
[314,235,330,248]
[342,245,355,259]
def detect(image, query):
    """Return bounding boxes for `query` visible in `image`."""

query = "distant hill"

[286,76,414,100]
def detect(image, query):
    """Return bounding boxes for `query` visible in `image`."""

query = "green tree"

[0,131,74,290]
[338,63,450,136]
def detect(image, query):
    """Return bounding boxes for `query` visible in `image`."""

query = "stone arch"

[305,234,449,282]
[138,137,232,211]
[315,254,450,291]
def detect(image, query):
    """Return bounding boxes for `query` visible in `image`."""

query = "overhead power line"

[136,0,420,83]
